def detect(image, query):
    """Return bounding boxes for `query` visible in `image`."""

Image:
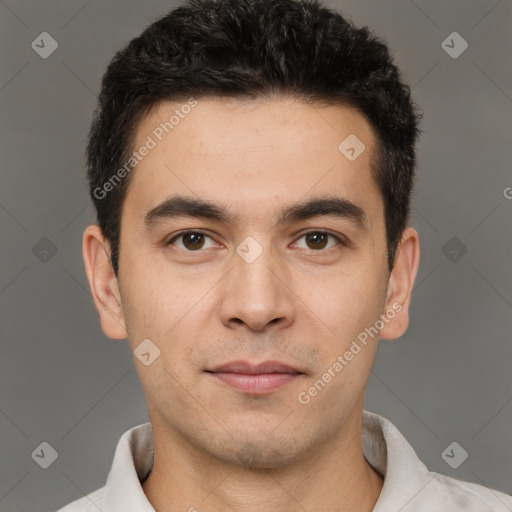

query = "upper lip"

[208,360,302,374]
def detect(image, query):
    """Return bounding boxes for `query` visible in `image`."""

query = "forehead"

[123,96,383,228]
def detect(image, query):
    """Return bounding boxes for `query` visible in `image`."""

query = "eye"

[166,230,345,252]
[293,231,343,251]
[167,231,217,251]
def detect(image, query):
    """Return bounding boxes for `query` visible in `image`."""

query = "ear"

[379,227,420,340]
[82,224,127,339]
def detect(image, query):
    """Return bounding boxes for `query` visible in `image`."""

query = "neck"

[142,409,383,512]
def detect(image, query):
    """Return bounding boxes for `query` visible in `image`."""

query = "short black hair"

[86,0,422,276]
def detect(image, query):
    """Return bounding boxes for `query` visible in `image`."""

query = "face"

[85,96,418,468]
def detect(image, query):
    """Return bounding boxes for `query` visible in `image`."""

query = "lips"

[206,360,304,394]
[209,360,302,375]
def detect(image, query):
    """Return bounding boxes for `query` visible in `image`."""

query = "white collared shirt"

[56,410,512,511]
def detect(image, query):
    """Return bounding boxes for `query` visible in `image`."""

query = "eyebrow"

[143,194,368,231]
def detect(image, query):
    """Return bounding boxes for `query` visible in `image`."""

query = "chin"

[209,431,307,469]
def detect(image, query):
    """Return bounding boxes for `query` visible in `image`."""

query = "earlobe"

[82,224,128,340]
[379,227,420,341]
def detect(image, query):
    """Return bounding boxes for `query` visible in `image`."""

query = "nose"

[219,243,296,332]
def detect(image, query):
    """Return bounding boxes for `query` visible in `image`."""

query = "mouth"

[205,360,305,395]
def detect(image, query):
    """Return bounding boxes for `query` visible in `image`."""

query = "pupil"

[307,232,327,249]
[181,233,328,251]
[184,233,204,250]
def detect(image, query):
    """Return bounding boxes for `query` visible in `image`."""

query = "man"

[57,0,512,510]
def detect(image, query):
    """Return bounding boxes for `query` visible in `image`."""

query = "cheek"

[120,275,215,381]
[119,250,189,336]
[298,265,386,342]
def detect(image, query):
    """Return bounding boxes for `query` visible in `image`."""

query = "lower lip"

[209,372,300,394]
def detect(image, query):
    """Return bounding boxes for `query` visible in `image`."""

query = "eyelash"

[166,230,345,252]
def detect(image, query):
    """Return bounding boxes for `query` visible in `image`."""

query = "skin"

[83,96,420,512]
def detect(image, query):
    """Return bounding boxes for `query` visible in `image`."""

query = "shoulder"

[427,471,512,511]
[362,410,512,511]
[54,486,105,512]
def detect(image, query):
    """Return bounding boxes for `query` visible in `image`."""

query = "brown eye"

[305,232,329,250]
[168,231,215,251]
[182,232,205,250]
[293,231,343,251]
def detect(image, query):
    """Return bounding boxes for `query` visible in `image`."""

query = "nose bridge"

[233,237,281,305]
[219,236,294,331]
[235,241,278,296]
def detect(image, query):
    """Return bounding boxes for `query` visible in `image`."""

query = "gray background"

[0,1,511,511]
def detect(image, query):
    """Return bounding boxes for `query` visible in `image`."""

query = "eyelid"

[166,229,217,248]
[292,230,347,250]
[166,229,348,251]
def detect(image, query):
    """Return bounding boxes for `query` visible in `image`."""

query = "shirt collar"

[362,410,434,511]
[103,410,432,511]
[104,422,155,511]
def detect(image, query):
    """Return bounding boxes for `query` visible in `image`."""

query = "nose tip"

[229,312,285,332]
[219,251,295,332]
